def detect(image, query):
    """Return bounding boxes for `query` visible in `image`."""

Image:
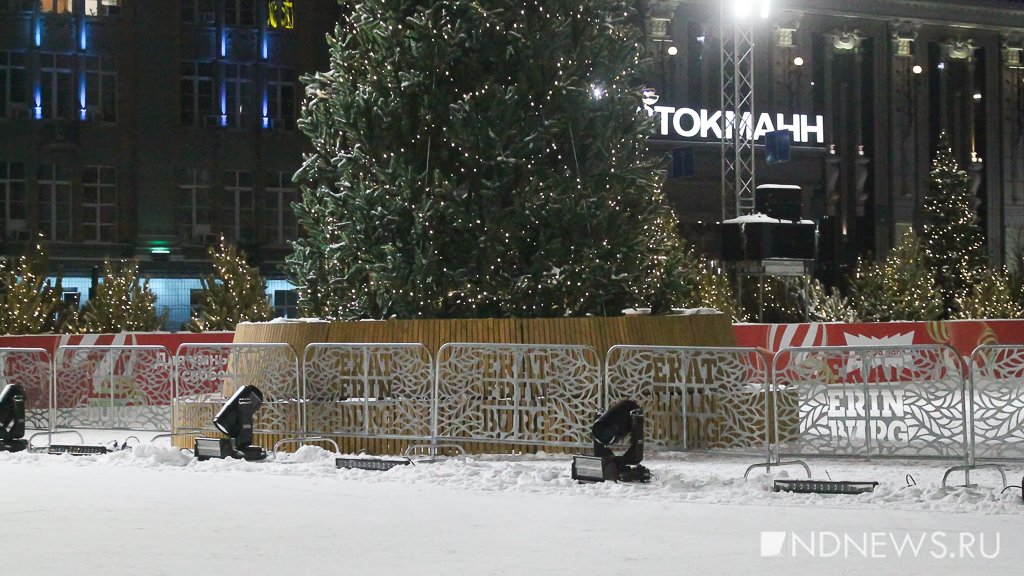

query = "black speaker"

[765,130,792,164]
[756,184,803,221]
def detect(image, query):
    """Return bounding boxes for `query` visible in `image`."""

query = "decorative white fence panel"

[54,345,174,431]
[772,345,967,460]
[968,345,1024,461]
[604,346,770,451]
[173,343,301,439]
[302,343,433,441]
[0,348,52,431]
[434,344,602,448]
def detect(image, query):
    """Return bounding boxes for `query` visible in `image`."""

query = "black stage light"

[773,480,878,494]
[0,384,28,453]
[48,444,110,456]
[194,385,267,461]
[572,399,651,483]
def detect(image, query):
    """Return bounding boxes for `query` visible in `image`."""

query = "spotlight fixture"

[0,384,28,453]
[194,385,267,461]
[571,400,651,483]
[912,64,923,74]
[793,56,804,66]
[667,45,678,56]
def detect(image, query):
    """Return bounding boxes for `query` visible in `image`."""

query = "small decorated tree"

[0,242,70,334]
[954,267,1024,319]
[682,250,740,321]
[921,133,988,316]
[78,259,165,333]
[185,238,274,332]
[850,232,943,322]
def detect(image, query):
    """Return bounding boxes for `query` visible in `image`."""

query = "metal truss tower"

[720,3,758,220]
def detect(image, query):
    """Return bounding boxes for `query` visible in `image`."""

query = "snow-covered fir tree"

[185,238,274,332]
[288,0,695,319]
[78,259,164,333]
[0,242,71,334]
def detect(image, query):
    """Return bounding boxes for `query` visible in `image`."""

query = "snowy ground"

[3,431,1023,575]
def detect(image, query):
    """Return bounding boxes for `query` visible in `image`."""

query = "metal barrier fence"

[0,348,52,431]
[771,345,967,462]
[604,346,770,452]
[434,343,602,449]
[174,343,302,445]
[968,345,1024,461]
[54,345,174,431]
[302,343,434,448]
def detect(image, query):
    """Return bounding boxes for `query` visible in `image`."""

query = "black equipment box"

[721,220,816,261]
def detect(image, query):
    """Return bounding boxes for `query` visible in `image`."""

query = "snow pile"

[4,444,1021,516]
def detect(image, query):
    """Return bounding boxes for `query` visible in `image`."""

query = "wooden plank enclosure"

[175,314,735,454]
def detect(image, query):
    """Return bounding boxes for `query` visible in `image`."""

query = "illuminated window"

[267,0,293,29]
[37,164,72,241]
[225,0,254,26]
[0,52,28,119]
[84,0,120,17]
[221,170,254,242]
[38,0,71,13]
[265,66,295,129]
[0,162,27,241]
[224,63,252,128]
[265,172,297,245]
[84,55,116,122]
[179,168,212,242]
[180,61,215,126]
[82,166,116,242]
[40,53,73,120]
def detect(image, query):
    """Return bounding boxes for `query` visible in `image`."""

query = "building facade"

[643,0,1024,283]
[0,0,338,327]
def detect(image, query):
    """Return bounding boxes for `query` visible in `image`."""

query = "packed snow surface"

[3,437,1023,575]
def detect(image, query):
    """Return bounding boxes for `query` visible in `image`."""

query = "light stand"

[0,384,28,453]
[572,400,651,483]
[194,385,267,461]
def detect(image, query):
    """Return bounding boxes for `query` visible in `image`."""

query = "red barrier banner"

[733,320,1024,357]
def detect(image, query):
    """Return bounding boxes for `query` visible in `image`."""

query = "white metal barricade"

[54,345,173,432]
[174,343,303,451]
[0,348,53,432]
[771,345,968,469]
[434,343,602,449]
[303,343,433,451]
[604,345,772,452]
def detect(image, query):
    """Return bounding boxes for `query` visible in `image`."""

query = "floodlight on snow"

[194,385,267,461]
[571,400,651,483]
[0,384,28,453]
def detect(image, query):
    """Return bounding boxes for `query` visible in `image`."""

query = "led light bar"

[335,457,412,471]
[773,480,878,494]
[48,444,110,456]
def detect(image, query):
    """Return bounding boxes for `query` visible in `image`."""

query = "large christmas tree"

[288,0,693,319]
[921,133,987,317]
